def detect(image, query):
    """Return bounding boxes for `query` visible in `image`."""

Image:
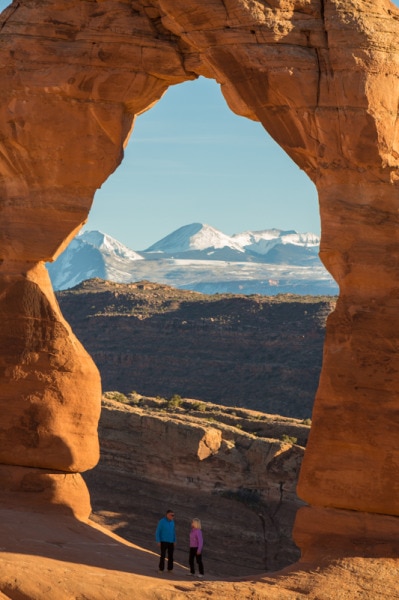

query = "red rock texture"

[0,264,100,473]
[1,0,399,595]
[0,465,91,521]
[0,506,398,599]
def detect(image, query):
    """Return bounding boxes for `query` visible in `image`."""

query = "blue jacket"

[156,516,176,543]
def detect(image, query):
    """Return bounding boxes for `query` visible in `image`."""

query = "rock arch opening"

[88,76,320,250]
[0,0,399,577]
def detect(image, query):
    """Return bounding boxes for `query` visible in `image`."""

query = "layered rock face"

[1,0,399,569]
[85,397,308,574]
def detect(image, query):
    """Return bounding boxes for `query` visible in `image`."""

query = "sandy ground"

[0,507,399,599]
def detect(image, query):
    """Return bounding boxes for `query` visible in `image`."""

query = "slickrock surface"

[1,0,399,597]
[0,507,398,599]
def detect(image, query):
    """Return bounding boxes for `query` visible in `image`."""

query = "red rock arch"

[1,0,399,555]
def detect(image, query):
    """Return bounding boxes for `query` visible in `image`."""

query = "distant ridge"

[143,222,319,262]
[47,224,338,295]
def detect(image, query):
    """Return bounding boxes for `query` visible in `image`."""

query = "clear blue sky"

[84,0,399,250]
[1,0,398,250]
[89,77,319,250]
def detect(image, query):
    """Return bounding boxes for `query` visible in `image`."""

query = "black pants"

[159,542,174,571]
[189,547,204,575]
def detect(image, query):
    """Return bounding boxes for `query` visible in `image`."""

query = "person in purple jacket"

[189,517,204,577]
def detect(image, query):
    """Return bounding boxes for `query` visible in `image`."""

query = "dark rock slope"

[56,279,336,419]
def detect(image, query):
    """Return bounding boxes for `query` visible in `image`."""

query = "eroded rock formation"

[85,396,307,574]
[1,0,399,595]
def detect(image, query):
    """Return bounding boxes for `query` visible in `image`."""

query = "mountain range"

[47,223,338,295]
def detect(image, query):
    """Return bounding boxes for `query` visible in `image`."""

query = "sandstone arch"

[1,0,399,568]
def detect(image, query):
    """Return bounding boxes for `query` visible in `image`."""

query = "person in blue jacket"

[155,509,176,573]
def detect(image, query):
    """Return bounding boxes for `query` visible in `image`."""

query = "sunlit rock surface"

[0,0,399,597]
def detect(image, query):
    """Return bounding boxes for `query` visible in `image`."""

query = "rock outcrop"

[84,396,308,575]
[0,262,100,518]
[1,0,399,596]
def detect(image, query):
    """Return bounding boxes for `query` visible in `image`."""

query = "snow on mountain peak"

[47,224,335,295]
[279,231,320,246]
[143,223,320,257]
[232,228,320,255]
[79,230,143,261]
[145,223,245,254]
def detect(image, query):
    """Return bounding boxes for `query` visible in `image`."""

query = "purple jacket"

[189,527,203,553]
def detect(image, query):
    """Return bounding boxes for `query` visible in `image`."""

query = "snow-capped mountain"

[143,223,319,264]
[47,230,143,291]
[145,222,245,258]
[80,230,144,261]
[47,224,338,295]
[232,228,319,256]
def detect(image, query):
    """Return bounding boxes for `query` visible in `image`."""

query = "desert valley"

[56,279,335,419]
